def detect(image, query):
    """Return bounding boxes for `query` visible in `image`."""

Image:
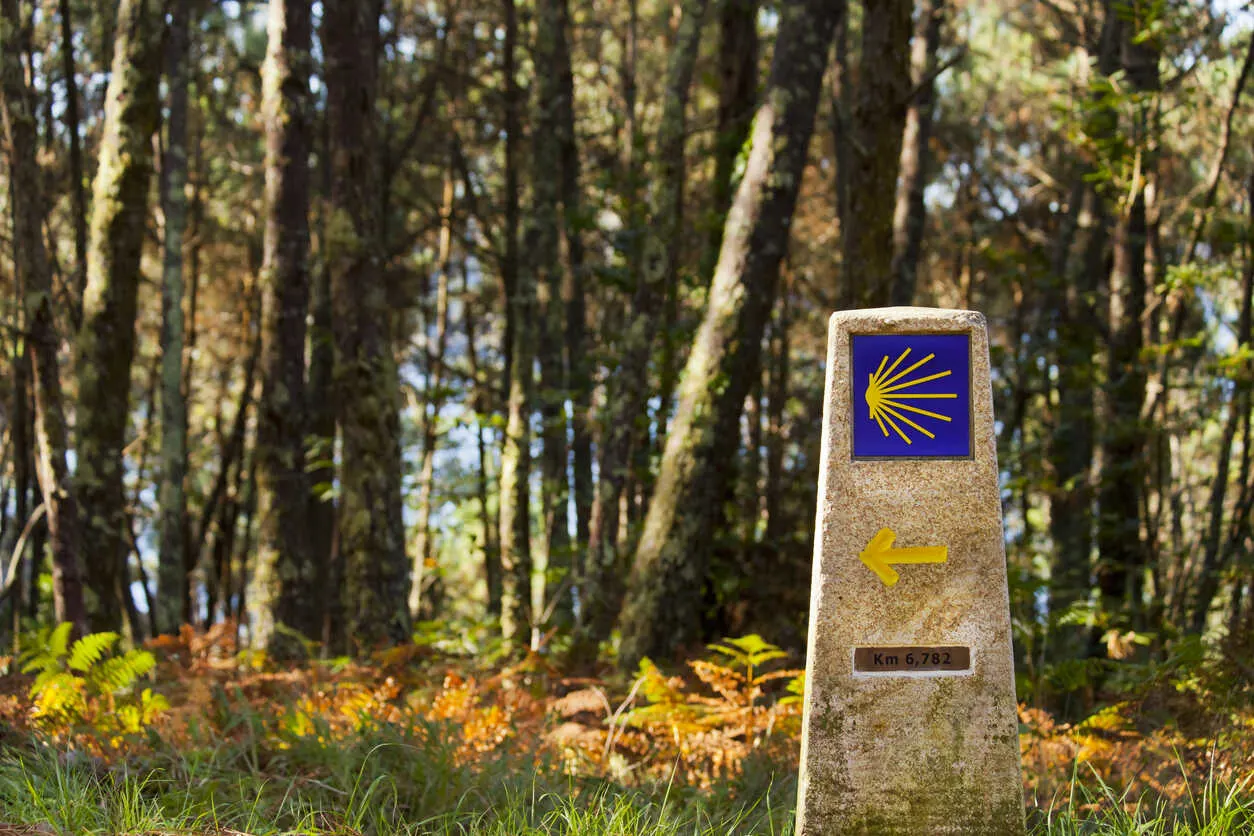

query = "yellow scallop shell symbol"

[865,348,958,445]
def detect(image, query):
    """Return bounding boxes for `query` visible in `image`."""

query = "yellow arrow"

[859,527,948,587]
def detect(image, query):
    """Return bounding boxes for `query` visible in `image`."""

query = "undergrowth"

[0,623,1250,834]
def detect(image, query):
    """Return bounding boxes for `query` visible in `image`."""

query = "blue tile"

[850,333,972,458]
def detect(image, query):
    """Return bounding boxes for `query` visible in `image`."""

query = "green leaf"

[48,622,73,659]
[68,631,119,672]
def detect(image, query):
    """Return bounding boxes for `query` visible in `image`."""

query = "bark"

[533,0,572,629]
[156,0,191,635]
[324,0,409,650]
[307,102,336,645]
[0,0,88,634]
[703,0,759,278]
[556,0,593,558]
[72,0,161,632]
[58,0,88,330]
[499,0,521,405]
[618,0,841,669]
[830,9,851,237]
[653,0,721,467]
[889,0,944,305]
[574,0,709,658]
[410,154,455,622]
[465,288,502,617]
[498,0,532,646]
[840,0,912,307]
[1095,3,1158,627]
[250,0,315,654]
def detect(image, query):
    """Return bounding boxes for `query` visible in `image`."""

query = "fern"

[16,622,166,738]
[68,631,119,672]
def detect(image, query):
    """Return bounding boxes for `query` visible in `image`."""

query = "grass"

[0,728,1250,835]
[0,722,798,835]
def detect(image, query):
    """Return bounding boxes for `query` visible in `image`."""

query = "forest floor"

[0,624,1250,835]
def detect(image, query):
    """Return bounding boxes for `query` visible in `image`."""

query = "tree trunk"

[0,0,88,634]
[533,0,574,630]
[840,0,911,307]
[72,0,161,633]
[250,0,315,654]
[307,103,337,647]
[498,0,533,647]
[156,0,191,635]
[410,154,455,622]
[58,0,88,330]
[499,0,521,406]
[556,0,593,559]
[652,0,718,477]
[703,0,759,279]
[324,0,409,650]
[1095,4,1158,630]
[465,288,502,618]
[574,0,710,659]
[618,0,841,669]
[830,9,851,238]
[889,0,944,305]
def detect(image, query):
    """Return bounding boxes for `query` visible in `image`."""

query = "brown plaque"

[853,645,971,674]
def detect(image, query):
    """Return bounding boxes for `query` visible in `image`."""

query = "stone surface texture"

[796,307,1024,834]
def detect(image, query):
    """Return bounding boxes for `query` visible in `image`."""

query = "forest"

[0,0,1252,832]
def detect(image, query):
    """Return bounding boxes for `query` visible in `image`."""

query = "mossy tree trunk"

[497,0,532,647]
[73,0,161,633]
[250,0,315,654]
[840,0,912,308]
[702,0,759,279]
[0,0,88,635]
[617,0,840,669]
[575,0,710,660]
[57,0,88,330]
[156,0,191,635]
[324,0,409,650]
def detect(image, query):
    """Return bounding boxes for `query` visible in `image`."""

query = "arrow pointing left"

[859,527,948,587]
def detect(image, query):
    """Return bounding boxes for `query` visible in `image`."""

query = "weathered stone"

[796,307,1024,835]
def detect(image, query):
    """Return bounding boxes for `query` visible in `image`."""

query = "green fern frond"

[127,649,156,678]
[84,649,155,694]
[88,656,137,693]
[68,631,120,672]
[47,622,73,659]
[19,650,58,676]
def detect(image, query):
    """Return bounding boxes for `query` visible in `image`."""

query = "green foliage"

[18,623,165,736]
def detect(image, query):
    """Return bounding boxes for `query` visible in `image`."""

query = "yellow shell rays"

[865,349,958,445]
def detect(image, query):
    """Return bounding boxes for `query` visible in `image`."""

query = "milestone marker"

[796,308,1024,835]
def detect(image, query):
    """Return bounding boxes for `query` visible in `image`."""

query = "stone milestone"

[795,307,1025,834]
